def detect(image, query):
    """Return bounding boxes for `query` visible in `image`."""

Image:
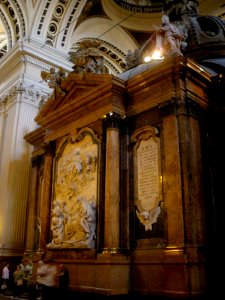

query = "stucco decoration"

[48,128,99,248]
[131,126,162,231]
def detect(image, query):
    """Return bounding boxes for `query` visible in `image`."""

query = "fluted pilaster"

[0,86,40,250]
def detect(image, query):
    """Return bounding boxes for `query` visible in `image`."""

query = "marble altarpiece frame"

[131,125,164,247]
[47,128,100,249]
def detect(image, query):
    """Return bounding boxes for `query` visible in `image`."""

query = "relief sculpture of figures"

[50,201,68,245]
[48,133,98,249]
[77,196,96,247]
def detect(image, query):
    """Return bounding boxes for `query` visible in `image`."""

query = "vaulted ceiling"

[0,0,224,74]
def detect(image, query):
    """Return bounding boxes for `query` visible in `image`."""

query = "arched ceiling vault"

[0,0,224,72]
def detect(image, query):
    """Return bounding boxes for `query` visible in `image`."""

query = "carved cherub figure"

[136,206,161,231]
[41,67,66,98]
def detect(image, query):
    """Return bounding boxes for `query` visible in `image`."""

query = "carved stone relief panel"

[48,128,100,249]
[132,126,162,233]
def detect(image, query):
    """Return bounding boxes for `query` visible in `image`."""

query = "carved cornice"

[23,124,46,146]
[24,56,55,72]
[126,56,183,96]
[130,71,172,96]
[0,39,73,79]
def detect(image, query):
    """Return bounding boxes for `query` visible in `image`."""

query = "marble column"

[39,143,54,250]
[25,157,39,253]
[103,112,121,253]
[120,120,130,250]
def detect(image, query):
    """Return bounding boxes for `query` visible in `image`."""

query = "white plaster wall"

[0,39,72,251]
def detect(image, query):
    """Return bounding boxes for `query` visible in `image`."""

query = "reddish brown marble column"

[39,144,54,250]
[104,114,121,252]
[25,157,39,252]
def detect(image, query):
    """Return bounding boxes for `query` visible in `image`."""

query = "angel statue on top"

[152,14,187,58]
[69,39,106,74]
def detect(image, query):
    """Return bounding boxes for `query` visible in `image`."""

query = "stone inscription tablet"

[132,126,161,231]
[137,137,159,212]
